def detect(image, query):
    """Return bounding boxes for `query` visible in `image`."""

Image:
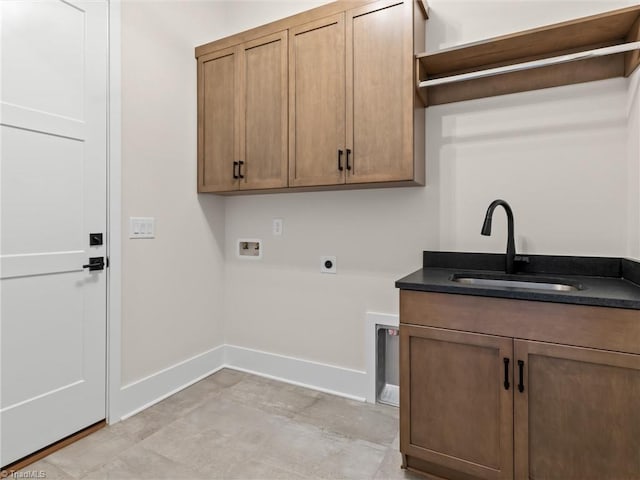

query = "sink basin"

[450,273,582,292]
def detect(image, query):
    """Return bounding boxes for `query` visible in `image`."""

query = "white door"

[0,0,108,466]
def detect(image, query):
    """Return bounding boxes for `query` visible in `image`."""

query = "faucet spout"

[481,199,517,274]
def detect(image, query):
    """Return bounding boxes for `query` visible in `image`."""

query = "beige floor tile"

[390,432,400,450]
[222,375,321,419]
[139,403,275,479]
[22,370,402,480]
[138,417,233,475]
[373,448,422,480]
[16,458,78,479]
[110,369,240,444]
[44,428,135,479]
[107,406,178,443]
[149,377,225,421]
[224,459,308,480]
[81,445,207,480]
[293,393,399,447]
[208,368,248,388]
[256,420,387,479]
[178,394,288,441]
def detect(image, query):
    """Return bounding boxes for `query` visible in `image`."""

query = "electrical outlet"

[273,218,283,236]
[320,256,336,274]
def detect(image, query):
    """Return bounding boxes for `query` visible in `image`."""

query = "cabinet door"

[198,46,240,192]
[400,325,514,480]
[346,0,414,184]
[289,14,346,187]
[514,340,640,480]
[240,32,288,190]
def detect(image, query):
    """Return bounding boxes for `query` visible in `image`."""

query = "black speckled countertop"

[395,251,640,310]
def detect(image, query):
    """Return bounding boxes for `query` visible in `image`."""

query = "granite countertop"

[395,251,640,310]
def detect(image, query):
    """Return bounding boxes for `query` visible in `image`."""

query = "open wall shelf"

[417,4,640,106]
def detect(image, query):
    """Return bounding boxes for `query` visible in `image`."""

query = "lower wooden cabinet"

[400,293,640,480]
[514,340,640,480]
[400,325,514,480]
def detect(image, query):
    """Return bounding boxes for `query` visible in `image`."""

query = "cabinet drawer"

[400,290,640,354]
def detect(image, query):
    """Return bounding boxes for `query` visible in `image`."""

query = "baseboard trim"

[119,345,225,420]
[117,339,384,421]
[225,344,367,402]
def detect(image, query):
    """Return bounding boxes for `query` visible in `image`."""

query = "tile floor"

[21,369,421,479]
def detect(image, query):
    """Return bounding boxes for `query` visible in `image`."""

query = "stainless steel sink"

[450,273,582,292]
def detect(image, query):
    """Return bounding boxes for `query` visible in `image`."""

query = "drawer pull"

[518,360,525,393]
[503,357,510,390]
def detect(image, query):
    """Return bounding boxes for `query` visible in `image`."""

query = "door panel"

[241,32,288,190]
[289,14,346,187]
[1,275,84,407]
[1,126,84,257]
[514,340,640,480]
[400,325,514,480]
[1,0,84,119]
[199,47,239,192]
[347,1,414,183]
[0,0,107,466]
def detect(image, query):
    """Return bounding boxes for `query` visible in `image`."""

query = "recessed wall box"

[238,239,262,259]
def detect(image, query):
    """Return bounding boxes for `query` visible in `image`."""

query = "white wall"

[628,67,640,260]
[120,1,229,385]
[118,0,640,391]
[222,0,636,372]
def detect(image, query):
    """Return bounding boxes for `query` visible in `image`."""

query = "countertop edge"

[395,281,640,310]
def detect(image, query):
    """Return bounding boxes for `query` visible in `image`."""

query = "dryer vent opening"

[376,326,399,407]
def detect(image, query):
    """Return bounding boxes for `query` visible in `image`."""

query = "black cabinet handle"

[238,161,245,179]
[503,358,510,390]
[518,360,525,392]
[337,149,344,171]
[233,161,239,179]
[346,148,352,171]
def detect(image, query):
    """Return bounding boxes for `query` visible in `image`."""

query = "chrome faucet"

[481,199,529,274]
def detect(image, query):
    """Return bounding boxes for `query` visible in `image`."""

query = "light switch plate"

[129,217,155,239]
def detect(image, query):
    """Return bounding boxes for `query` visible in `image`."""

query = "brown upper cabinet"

[290,0,422,187]
[196,0,427,195]
[198,31,288,193]
[289,14,346,188]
